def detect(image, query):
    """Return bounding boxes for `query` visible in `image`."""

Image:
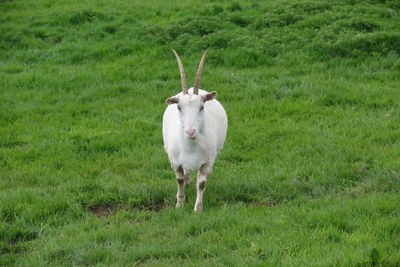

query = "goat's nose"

[185,128,196,137]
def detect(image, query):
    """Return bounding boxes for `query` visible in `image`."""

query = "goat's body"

[163,88,227,171]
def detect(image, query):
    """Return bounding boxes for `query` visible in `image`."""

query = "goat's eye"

[199,106,204,111]
[177,106,182,111]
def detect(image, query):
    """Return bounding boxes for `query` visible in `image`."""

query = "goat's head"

[166,50,217,140]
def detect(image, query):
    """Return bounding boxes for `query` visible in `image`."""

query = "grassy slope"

[1,0,400,265]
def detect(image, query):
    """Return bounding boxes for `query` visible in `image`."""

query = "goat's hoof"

[176,202,184,208]
[194,203,203,212]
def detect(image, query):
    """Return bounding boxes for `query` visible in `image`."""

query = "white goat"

[162,50,228,212]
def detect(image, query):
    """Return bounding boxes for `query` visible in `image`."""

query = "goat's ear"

[166,96,179,105]
[202,91,217,102]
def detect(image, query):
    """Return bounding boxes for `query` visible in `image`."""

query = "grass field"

[1,0,400,265]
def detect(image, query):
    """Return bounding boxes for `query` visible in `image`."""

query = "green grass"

[1,0,400,265]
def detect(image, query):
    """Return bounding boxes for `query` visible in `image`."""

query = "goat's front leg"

[174,166,189,208]
[194,165,211,212]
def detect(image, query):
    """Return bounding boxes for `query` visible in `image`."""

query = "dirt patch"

[140,201,168,211]
[88,201,169,218]
[89,204,118,218]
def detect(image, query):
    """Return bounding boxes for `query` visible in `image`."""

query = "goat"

[162,50,228,212]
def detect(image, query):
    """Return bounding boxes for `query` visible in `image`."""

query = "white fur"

[162,88,227,211]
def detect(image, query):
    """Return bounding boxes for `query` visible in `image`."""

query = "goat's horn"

[172,49,188,94]
[193,50,208,95]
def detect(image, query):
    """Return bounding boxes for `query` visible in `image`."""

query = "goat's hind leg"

[174,166,186,208]
[184,169,192,185]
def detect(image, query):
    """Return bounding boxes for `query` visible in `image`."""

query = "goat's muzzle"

[185,128,197,140]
